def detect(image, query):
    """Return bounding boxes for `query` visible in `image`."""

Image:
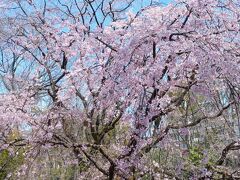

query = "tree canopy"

[0,0,240,179]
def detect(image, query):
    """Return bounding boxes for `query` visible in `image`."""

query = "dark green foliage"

[0,148,25,179]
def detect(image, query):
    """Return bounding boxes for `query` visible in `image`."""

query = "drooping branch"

[142,101,233,153]
[216,141,240,166]
[95,37,117,52]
